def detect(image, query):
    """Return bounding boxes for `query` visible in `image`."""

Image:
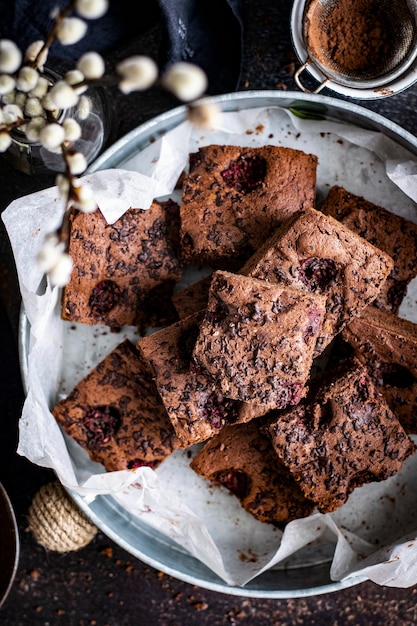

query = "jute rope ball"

[28,480,98,552]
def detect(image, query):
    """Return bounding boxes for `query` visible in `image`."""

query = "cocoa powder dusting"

[305,0,395,77]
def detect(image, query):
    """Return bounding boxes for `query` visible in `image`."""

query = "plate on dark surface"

[18,91,417,597]
[0,482,19,608]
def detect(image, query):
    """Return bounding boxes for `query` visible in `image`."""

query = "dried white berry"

[0,40,22,74]
[56,17,88,45]
[25,117,46,141]
[56,174,70,195]
[67,151,87,174]
[62,117,82,141]
[73,181,97,212]
[25,41,48,69]
[24,97,44,118]
[2,103,23,124]
[0,130,12,152]
[116,56,158,94]
[187,102,221,128]
[161,62,208,102]
[39,123,66,150]
[48,252,74,287]
[0,74,15,95]
[49,80,79,109]
[29,75,50,98]
[77,52,105,79]
[75,0,109,19]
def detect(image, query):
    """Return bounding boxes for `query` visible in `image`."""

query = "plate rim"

[20,89,417,598]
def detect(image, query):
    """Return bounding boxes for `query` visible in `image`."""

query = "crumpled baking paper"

[3,103,417,589]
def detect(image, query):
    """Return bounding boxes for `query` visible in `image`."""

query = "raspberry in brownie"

[240,207,394,356]
[192,269,326,405]
[180,144,318,268]
[137,311,249,448]
[61,200,182,330]
[52,339,180,472]
[320,185,417,314]
[190,420,315,528]
[263,359,416,513]
[342,306,417,434]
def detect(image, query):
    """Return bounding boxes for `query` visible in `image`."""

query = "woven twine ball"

[28,481,98,552]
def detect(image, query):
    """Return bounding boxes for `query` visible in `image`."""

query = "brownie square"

[192,270,326,405]
[61,200,182,329]
[321,185,417,314]
[264,359,416,513]
[137,311,247,448]
[240,207,394,356]
[342,306,417,434]
[52,339,180,472]
[171,274,212,319]
[180,144,318,268]
[190,420,315,528]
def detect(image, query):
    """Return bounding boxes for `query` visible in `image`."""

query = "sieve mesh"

[303,0,417,88]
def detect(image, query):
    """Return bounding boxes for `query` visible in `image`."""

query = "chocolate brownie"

[240,207,394,356]
[171,275,212,319]
[52,339,180,472]
[321,185,417,313]
[61,200,182,330]
[264,359,416,513]
[190,420,315,528]
[180,144,318,268]
[342,306,417,434]
[138,311,249,448]
[192,269,326,405]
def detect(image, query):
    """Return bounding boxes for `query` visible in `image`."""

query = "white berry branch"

[0,0,220,286]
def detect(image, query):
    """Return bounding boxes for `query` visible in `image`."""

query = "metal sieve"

[295,0,417,93]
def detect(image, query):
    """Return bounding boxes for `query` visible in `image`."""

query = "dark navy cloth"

[0,0,244,94]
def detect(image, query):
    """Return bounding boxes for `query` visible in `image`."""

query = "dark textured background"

[1,1,417,624]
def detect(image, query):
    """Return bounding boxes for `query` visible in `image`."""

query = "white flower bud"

[116,56,158,94]
[25,116,46,141]
[56,174,71,195]
[42,92,59,113]
[75,0,108,19]
[67,151,87,174]
[62,117,81,141]
[25,40,48,69]
[0,130,12,152]
[29,75,50,98]
[14,91,27,109]
[73,182,97,212]
[16,66,39,92]
[187,102,221,128]
[24,96,44,118]
[49,80,79,109]
[161,62,208,102]
[2,91,15,104]
[77,51,105,79]
[39,123,65,150]
[37,233,65,273]
[64,69,84,86]
[48,252,73,287]
[0,40,22,74]
[77,94,91,120]
[0,74,15,95]
[56,17,88,46]
[2,103,23,124]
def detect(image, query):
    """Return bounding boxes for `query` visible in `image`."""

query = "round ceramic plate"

[0,482,19,608]
[19,90,417,598]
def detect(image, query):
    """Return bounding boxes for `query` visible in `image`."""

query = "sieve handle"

[294,59,331,94]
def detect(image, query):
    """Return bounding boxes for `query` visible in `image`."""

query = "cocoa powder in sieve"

[305,0,394,76]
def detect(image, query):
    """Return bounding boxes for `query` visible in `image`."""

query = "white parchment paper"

[4,104,417,588]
